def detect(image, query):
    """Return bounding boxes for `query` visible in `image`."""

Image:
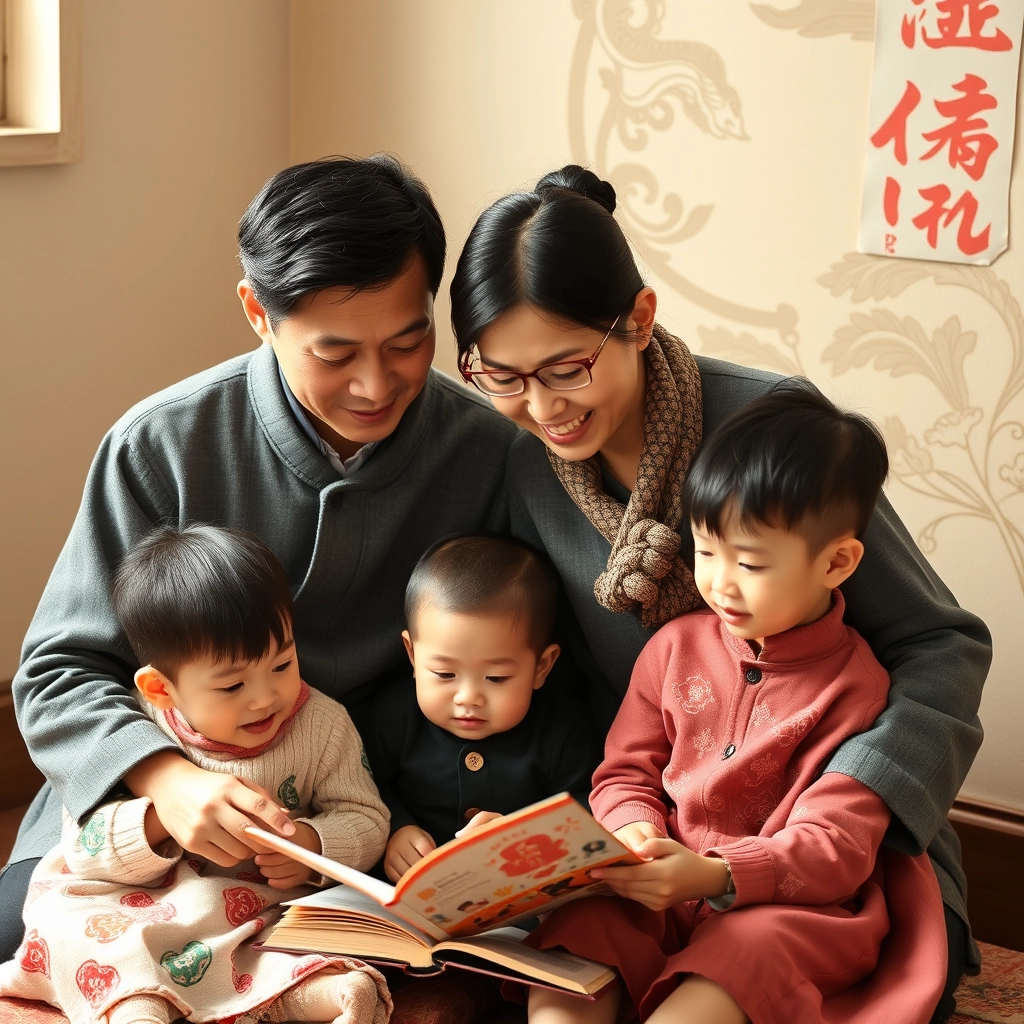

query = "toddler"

[523,386,948,1024]
[363,534,600,882]
[0,525,392,1024]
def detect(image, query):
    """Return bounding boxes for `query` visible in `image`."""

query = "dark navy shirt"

[363,678,601,848]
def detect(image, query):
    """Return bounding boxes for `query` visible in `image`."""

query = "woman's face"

[474,303,651,464]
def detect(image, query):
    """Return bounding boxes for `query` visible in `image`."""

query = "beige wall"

[292,0,1023,811]
[0,1,290,678]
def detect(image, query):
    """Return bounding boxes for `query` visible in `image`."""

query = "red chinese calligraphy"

[884,177,902,226]
[871,81,922,165]
[911,185,991,254]
[921,74,998,179]
[903,0,1013,50]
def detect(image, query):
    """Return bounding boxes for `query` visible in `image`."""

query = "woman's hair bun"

[535,164,616,214]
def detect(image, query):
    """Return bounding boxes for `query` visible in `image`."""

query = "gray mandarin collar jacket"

[12,343,519,862]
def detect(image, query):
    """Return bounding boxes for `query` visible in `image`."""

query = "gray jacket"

[11,343,519,862]
[507,355,990,963]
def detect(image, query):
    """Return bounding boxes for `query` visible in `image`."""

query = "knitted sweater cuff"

[707,836,776,907]
[599,802,667,835]
[297,815,387,879]
[111,798,181,879]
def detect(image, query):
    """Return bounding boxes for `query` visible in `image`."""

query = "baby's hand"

[456,810,503,835]
[384,825,436,883]
[613,821,666,853]
[251,822,320,890]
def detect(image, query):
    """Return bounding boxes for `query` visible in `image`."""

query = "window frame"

[0,0,82,167]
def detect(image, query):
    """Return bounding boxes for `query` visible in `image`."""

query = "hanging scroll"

[859,0,1024,265]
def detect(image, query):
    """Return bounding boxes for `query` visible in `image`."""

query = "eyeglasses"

[459,316,621,398]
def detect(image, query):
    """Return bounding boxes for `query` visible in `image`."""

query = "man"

[0,156,519,958]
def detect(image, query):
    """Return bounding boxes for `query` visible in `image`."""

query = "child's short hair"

[112,524,293,680]
[405,534,558,652]
[684,382,889,554]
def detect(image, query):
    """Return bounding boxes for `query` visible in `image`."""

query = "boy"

[1,525,391,1024]
[522,386,948,1024]
[363,535,600,883]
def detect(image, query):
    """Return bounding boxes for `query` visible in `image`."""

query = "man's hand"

[590,837,730,912]
[125,751,296,866]
[456,810,503,835]
[250,822,320,889]
[384,825,436,883]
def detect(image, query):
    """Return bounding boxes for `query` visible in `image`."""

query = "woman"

[449,165,990,1023]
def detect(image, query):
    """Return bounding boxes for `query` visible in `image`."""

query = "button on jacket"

[363,678,601,847]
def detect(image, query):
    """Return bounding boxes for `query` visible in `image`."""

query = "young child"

[521,386,948,1024]
[362,534,601,883]
[0,525,392,1024]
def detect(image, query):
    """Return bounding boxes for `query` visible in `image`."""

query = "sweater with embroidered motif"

[593,593,896,907]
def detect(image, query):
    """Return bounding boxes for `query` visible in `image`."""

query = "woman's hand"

[125,751,296,866]
[456,810,503,835]
[251,822,320,889]
[591,837,730,912]
[384,825,436,882]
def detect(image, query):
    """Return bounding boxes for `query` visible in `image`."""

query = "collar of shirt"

[275,356,378,478]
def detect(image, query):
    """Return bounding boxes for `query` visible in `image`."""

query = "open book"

[248,793,641,996]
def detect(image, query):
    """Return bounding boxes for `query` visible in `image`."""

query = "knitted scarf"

[547,324,704,629]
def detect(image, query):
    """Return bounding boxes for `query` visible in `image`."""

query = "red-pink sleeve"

[590,641,674,835]
[709,773,891,908]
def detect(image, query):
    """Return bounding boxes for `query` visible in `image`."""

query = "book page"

[392,794,640,938]
[435,931,615,996]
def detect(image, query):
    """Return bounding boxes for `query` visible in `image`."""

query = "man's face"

[241,255,436,459]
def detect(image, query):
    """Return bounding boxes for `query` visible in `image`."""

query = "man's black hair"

[684,382,889,554]
[112,524,293,680]
[238,154,446,324]
[405,534,558,652]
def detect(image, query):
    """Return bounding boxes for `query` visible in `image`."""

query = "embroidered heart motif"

[291,954,328,980]
[230,952,252,994]
[160,941,213,987]
[154,866,177,888]
[277,774,300,809]
[187,857,209,876]
[222,886,267,927]
[25,880,59,906]
[19,930,50,977]
[85,912,134,943]
[79,813,107,857]
[120,891,154,909]
[137,901,176,924]
[76,960,120,1008]
[235,870,262,884]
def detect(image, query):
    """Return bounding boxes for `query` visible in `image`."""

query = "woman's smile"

[540,410,593,443]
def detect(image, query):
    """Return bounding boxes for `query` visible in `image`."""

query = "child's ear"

[532,644,562,690]
[401,630,415,667]
[134,666,176,709]
[822,536,865,588]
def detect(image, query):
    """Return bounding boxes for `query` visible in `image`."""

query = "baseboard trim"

[949,797,1024,953]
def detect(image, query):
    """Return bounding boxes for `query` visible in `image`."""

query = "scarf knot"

[595,519,681,612]
[546,325,704,630]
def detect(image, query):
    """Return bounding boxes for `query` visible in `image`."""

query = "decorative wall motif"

[568,0,800,345]
[820,252,1024,589]
[750,0,876,41]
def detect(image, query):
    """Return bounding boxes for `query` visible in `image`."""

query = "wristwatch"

[721,857,736,896]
